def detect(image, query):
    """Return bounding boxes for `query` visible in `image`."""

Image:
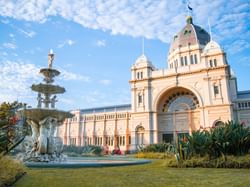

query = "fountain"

[18,50,73,162]
[16,51,150,167]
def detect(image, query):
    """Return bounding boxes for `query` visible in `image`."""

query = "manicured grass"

[14,160,250,187]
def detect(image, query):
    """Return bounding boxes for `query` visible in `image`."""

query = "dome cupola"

[169,16,210,53]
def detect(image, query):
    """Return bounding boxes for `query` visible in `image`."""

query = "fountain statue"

[18,50,73,162]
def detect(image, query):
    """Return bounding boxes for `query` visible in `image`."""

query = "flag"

[188,4,193,11]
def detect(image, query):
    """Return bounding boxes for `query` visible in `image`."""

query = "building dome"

[169,16,210,52]
[134,54,155,69]
[203,40,223,53]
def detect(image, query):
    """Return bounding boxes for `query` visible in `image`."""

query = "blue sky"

[0,0,249,110]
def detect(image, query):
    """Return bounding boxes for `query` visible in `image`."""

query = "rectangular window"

[128,136,131,145]
[190,55,193,64]
[214,85,219,95]
[180,57,184,66]
[184,56,188,65]
[122,136,124,145]
[162,134,173,143]
[194,54,198,64]
[138,94,143,104]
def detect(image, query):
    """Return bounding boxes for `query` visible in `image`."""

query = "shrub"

[178,120,250,159]
[0,154,26,186]
[63,145,103,156]
[141,143,176,153]
[164,154,250,168]
[136,152,174,159]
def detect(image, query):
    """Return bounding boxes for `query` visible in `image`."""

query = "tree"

[0,101,26,153]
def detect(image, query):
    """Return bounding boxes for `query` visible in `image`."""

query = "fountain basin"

[24,156,151,168]
[31,84,65,94]
[20,108,73,124]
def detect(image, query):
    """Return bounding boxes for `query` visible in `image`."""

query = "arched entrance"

[157,87,200,143]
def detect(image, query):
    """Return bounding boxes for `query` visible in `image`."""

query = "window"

[117,136,125,146]
[137,71,143,79]
[214,59,217,67]
[162,134,173,143]
[214,85,219,95]
[190,55,194,64]
[138,94,143,104]
[209,60,213,67]
[70,138,76,145]
[128,136,131,145]
[106,136,113,146]
[184,56,188,65]
[194,54,198,64]
[180,57,184,66]
[174,59,178,67]
[87,137,92,145]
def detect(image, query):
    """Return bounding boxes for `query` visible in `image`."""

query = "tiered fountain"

[17,50,150,167]
[19,50,73,162]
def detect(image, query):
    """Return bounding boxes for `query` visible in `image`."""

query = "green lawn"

[14,160,250,187]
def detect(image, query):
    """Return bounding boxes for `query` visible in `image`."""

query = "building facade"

[57,16,250,152]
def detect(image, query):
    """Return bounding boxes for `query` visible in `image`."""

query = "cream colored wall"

[58,111,131,152]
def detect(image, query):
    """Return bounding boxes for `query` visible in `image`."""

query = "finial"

[48,49,54,68]
[208,18,213,41]
[186,16,193,24]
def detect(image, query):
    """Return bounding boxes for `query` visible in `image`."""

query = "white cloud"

[59,69,90,82]
[0,0,249,49]
[95,40,106,47]
[57,39,75,48]
[18,29,36,38]
[0,60,40,103]
[3,42,17,49]
[99,79,111,85]
[0,60,90,104]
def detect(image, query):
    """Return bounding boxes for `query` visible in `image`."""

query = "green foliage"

[136,152,174,159]
[141,143,177,154]
[0,101,27,154]
[14,159,250,186]
[0,154,26,186]
[0,101,25,128]
[178,120,250,160]
[165,154,250,168]
[141,143,168,153]
[63,145,104,156]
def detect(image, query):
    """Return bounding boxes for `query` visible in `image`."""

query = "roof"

[80,104,131,114]
[169,16,210,52]
[237,90,250,99]
[134,54,155,69]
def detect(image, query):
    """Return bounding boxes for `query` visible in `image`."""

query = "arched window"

[136,126,145,146]
[162,91,199,112]
[214,59,217,67]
